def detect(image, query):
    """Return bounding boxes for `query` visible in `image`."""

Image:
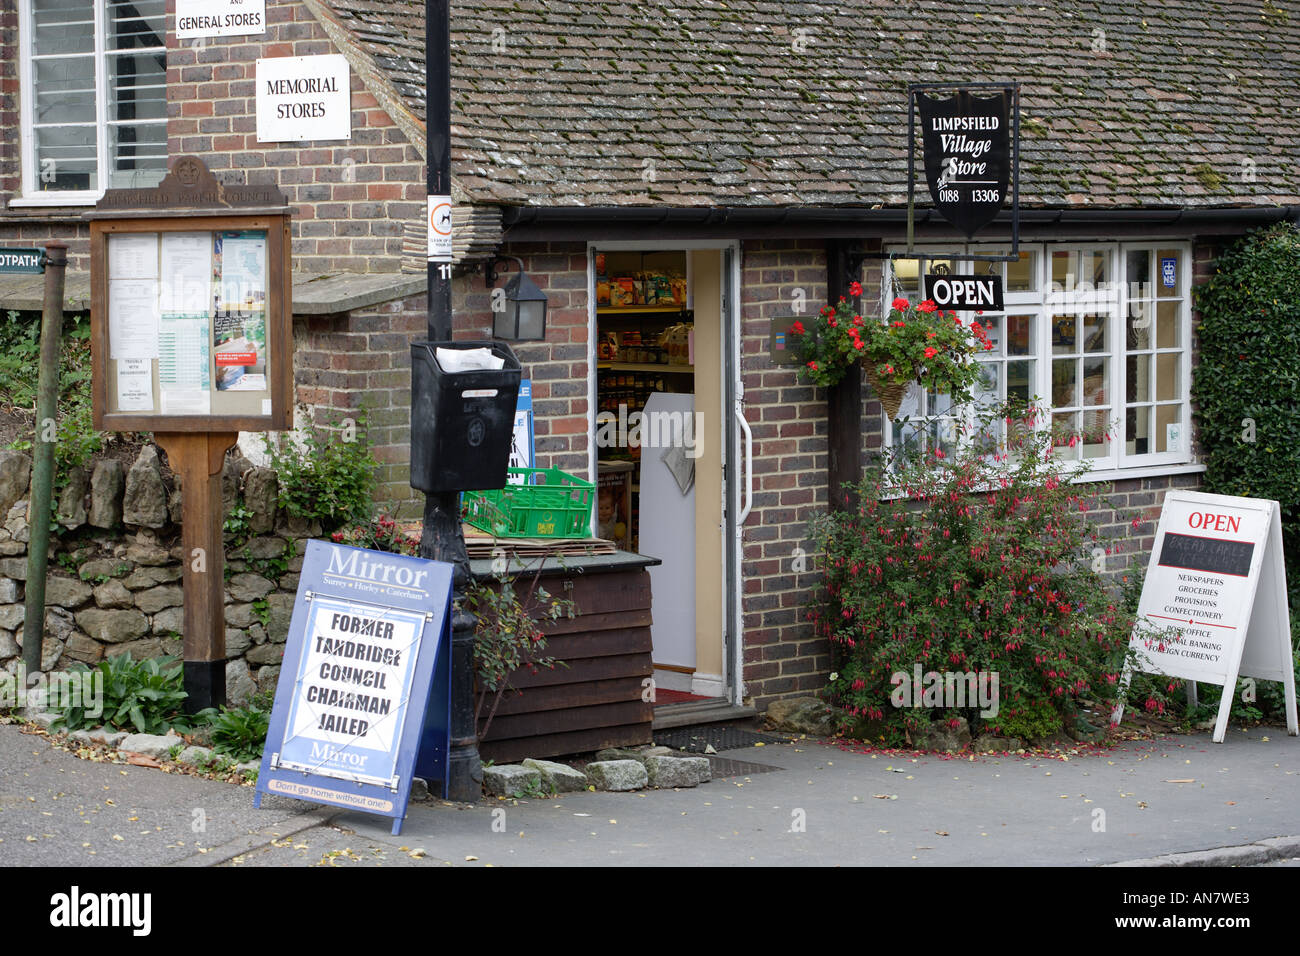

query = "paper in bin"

[436,346,504,372]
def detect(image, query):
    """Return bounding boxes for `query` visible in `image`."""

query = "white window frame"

[881,240,1196,478]
[15,0,167,206]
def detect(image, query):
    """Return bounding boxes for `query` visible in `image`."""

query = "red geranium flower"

[790,320,805,335]
[849,280,863,297]
[807,360,819,370]
[924,346,939,358]
[891,297,910,311]
[918,300,938,313]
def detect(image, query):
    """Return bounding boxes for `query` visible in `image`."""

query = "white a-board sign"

[1114,491,1298,743]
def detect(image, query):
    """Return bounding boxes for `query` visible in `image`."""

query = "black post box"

[410,340,522,493]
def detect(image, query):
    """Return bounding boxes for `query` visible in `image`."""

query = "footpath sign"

[255,540,453,834]
[0,248,45,274]
[1114,491,1298,743]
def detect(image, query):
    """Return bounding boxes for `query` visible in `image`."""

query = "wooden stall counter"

[468,550,660,764]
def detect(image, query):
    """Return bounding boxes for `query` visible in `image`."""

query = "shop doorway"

[589,243,742,709]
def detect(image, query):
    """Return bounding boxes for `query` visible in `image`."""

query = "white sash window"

[17,0,168,204]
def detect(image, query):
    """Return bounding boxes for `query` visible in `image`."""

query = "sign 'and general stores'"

[916,87,1013,239]
[1115,491,1298,743]
[255,542,454,834]
[256,54,351,142]
[175,0,266,39]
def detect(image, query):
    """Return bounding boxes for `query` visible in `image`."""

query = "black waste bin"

[410,340,522,493]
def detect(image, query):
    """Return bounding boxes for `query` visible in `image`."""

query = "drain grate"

[706,756,784,779]
[654,724,788,753]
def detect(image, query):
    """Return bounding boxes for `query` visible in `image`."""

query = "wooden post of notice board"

[86,157,292,711]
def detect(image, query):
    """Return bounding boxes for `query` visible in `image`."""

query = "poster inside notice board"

[105,229,273,418]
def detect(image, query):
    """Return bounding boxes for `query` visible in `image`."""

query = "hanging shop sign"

[256,54,351,143]
[923,273,1004,311]
[915,87,1013,238]
[255,541,454,835]
[1113,491,1298,743]
[175,0,265,39]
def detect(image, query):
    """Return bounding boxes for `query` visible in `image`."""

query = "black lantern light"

[485,255,547,341]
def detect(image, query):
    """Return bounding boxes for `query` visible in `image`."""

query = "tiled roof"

[322,0,1300,209]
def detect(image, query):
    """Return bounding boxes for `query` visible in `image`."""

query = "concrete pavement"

[1,718,1297,867]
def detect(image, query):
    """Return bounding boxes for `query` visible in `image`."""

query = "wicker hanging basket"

[864,366,910,420]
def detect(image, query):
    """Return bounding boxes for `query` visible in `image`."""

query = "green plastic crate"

[463,467,594,539]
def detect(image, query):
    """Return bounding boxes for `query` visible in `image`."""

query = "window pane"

[108,0,165,51]
[109,51,168,123]
[1082,250,1110,290]
[1082,313,1107,353]
[1082,357,1107,405]
[1127,354,1150,403]
[1052,358,1078,407]
[1051,315,1076,354]
[108,122,166,187]
[1082,409,1110,457]
[33,124,96,191]
[1156,301,1179,348]
[1127,302,1152,349]
[33,56,96,124]
[892,259,920,299]
[975,361,1000,406]
[1052,411,1081,459]
[1051,251,1074,292]
[1007,314,1032,355]
[1126,249,1151,298]
[1156,404,1181,453]
[32,0,94,56]
[1007,251,1035,292]
[977,313,1002,354]
[1126,406,1151,456]
[1007,359,1033,404]
[1156,352,1179,401]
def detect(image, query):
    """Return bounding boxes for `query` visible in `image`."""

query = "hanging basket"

[864,366,910,420]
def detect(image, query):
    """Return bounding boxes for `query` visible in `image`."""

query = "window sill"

[8,195,100,209]
[874,460,1205,502]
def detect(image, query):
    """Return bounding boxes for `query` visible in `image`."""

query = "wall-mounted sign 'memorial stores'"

[917,88,1012,238]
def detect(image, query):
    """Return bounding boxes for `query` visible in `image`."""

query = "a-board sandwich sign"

[916,87,1012,238]
[254,540,454,834]
[1113,490,1298,743]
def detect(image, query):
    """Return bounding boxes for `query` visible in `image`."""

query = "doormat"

[706,755,784,779]
[653,689,714,705]
[653,724,788,753]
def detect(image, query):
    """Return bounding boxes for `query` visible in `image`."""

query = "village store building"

[2,1,1299,732]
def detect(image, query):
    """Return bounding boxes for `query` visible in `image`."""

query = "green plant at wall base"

[208,704,270,763]
[808,400,1158,746]
[49,653,215,735]
[262,406,378,532]
[1192,222,1300,599]
[223,504,253,545]
[251,598,271,629]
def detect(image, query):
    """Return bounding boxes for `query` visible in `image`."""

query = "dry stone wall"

[0,445,322,705]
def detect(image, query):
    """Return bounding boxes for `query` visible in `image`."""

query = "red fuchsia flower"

[918,299,938,313]
[891,297,909,311]
[790,320,805,335]
[849,280,863,297]
[924,346,939,358]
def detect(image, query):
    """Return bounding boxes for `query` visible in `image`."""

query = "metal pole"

[22,242,67,677]
[421,0,482,801]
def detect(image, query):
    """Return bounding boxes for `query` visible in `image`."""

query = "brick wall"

[0,0,423,274]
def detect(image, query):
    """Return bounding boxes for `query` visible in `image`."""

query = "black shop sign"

[916,88,1012,238]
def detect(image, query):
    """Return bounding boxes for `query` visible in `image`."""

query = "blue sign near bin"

[254,540,453,835]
